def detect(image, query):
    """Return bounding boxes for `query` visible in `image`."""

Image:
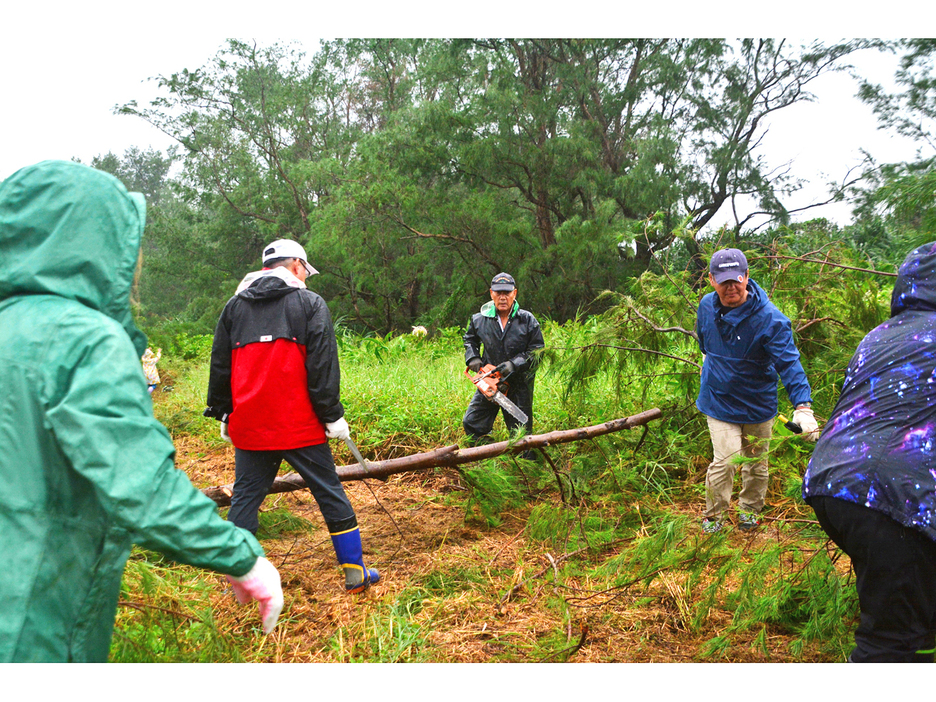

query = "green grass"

[113,554,247,663]
[121,321,860,662]
[256,507,318,539]
[327,593,431,663]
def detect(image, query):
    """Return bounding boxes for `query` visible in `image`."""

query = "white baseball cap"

[262,239,317,276]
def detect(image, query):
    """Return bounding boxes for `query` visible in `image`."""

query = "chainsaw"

[465,364,529,425]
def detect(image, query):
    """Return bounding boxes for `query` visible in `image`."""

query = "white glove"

[220,422,232,443]
[226,557,284,635]
[325,417,350,441]
[793,406,820,442]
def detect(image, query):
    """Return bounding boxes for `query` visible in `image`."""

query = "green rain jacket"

[0,161,264,662]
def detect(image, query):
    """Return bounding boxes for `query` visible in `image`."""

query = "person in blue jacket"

[696,248,819,533]
[803,242,936,663]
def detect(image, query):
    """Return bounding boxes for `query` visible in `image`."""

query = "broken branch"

[202,409,663,506]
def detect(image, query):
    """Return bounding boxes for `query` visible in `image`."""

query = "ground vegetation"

[112,230,902,662]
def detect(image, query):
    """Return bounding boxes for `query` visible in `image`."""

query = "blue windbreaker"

[803,242,936,542]
[696,278,812,424]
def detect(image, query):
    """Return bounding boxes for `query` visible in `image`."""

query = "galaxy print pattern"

[804,242,936,542]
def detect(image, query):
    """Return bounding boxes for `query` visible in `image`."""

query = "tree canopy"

[853,39,936,240]
[107,37,901,335]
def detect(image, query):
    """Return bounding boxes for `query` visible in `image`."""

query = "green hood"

[481,299,519,318]
[0,160,148,355]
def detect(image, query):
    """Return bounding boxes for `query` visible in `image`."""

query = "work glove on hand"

[326,417,351,441]
[220,422,232,443]
[226,557,284,635]
[495,360,515,378]
[467,357,483,373]
[793,406,820,442]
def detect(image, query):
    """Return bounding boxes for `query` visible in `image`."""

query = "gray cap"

[709,249,748,284]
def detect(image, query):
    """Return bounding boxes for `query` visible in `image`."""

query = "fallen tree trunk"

[201,408,662,506]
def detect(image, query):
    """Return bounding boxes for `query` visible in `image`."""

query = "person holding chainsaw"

[0,161,282,662]
[803,242,936,663]
[205,239,379,595]
[463,272,545,453]
[696,248,818,534]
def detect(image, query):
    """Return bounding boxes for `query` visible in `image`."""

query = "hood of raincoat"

[0,160,148,355]
[480,299,519,318]
[891,240,936,316]
[803,241,936,541]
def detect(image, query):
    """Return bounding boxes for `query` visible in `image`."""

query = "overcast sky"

[1,4,926,229]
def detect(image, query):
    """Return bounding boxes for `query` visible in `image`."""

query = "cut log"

[201,408,662,506]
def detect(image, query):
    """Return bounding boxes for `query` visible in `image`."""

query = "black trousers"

[809,496,936,662]
[462,378,534,439]
[229,443,356,535]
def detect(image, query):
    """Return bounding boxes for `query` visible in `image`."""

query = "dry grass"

[118,427,850,664]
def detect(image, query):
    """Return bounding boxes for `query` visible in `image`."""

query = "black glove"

[203,406,229,422]
[495,361,515,378]
[467,357,483,373]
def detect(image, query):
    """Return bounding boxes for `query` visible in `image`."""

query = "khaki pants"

[704,415,773,518]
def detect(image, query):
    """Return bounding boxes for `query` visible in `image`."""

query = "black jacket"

[206,271,343,450]
[463,301,544,386]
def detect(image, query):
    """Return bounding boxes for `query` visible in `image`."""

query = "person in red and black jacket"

[205,239,379,594]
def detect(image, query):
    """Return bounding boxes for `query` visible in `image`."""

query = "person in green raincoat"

[0,161,283,662]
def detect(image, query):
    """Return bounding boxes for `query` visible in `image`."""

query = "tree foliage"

[854,40,936,239]
[545,223,897,440]
[115,38,870,334]
[90,146,177,207]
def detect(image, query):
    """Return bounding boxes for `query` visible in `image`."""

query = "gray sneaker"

[738,511,760,531]
[702,517,723,534]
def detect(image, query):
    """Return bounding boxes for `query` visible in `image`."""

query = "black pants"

[462,378,534,440]
[809,496,936,662]
[229,443,356,535]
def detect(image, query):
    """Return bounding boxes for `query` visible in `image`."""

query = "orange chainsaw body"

[466,363,505,398]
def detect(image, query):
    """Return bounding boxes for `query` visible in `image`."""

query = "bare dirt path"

[171,434,842,663]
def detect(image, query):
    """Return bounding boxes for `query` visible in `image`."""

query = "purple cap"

[709,249,748,284]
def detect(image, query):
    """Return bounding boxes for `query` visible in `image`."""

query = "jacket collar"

[235,266,307,295]
[481,299,519,319]
[714,278,765,324]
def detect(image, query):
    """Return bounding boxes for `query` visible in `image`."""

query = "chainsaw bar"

[489,391,529,425]
[466,365,529,425]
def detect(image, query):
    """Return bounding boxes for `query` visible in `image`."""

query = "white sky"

[1,3,927,229]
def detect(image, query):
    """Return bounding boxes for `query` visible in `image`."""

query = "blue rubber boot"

[330,526,380,593]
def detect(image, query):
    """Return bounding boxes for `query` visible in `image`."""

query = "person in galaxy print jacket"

[803,241,936,663]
